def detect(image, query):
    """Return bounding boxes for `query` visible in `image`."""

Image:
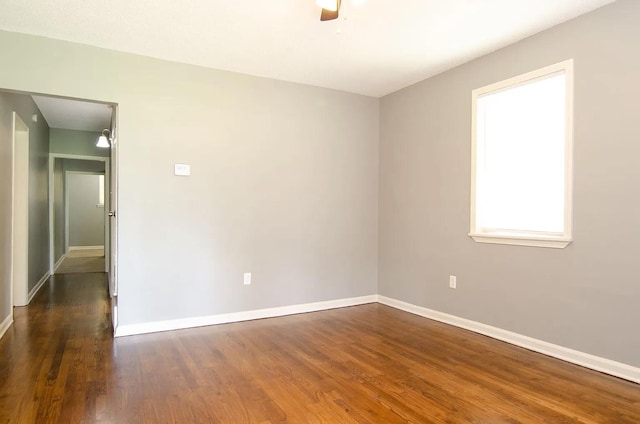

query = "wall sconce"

[96,129,111,148]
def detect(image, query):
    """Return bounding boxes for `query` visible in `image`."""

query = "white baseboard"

[27,272,50,304]
[112,291,639,384]
[0,314,13,340]
[53,254,66,273]
[378,296,640,385]
[115,294,378,338]
[69,245,104,251]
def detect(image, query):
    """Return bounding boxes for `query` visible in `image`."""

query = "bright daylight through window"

[98,175,105,207]
[470,60,573,248]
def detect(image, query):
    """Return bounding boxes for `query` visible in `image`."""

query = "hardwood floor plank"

[1,273,639,423]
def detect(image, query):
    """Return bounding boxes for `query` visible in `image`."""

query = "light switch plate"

[449,275,457,289]
[174,164,191,176]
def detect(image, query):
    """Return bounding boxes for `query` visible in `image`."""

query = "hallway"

[0,273,112,422]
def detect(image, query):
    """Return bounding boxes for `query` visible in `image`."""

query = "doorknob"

[108,211,116,217]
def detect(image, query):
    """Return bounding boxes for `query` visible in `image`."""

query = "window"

[470,60,573,248]
[98,175,105,207]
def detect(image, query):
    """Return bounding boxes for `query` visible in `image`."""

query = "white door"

[108,106,118,331]
[12,112,29,307]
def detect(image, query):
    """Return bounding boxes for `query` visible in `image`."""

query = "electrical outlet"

[243,272,251,285]
[449,275,457,289]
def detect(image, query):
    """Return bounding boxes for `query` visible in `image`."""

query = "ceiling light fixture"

[317,0,338,12]
[96,129,111,148]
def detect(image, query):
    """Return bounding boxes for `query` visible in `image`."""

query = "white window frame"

[469,59,574,249]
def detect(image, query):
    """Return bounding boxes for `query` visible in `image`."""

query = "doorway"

[49,157,110,274]
[1,89,119,335]
[54,170,107,274]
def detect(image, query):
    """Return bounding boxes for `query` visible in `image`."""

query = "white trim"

[11,112,30,308]
[27,272,50,304]
[68,245,105,251]
[50,153,110,162]
[377,296,640,385]
[469,233,571,249]
[48,155,53,272]
[109,106,119,334]
[473,60,573,96]
[470,59,574,249]
[115,295,378,337]
[0,314,13,340]
[53,254,66,273]
[112,293,640,384]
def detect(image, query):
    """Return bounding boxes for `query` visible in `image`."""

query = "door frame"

[108,105,118,332]
[11,111,30,308]
[1,87,120,335]
[48,154,110,274]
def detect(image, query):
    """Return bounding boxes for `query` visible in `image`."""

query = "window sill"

[469,233,571,249]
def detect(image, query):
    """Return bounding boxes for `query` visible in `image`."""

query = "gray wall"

[67,173,104,247]
[379,0,640,367]
[50,128,109,157]
[0,28,380,327]
[0,91,50,323]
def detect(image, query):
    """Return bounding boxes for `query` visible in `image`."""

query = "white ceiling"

[1,0,613,97]
[32,96,112,132]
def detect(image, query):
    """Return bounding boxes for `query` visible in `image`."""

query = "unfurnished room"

[0,0,639,422]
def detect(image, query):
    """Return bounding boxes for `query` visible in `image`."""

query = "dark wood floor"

[55,255,105,274]
[1,274,639,423]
